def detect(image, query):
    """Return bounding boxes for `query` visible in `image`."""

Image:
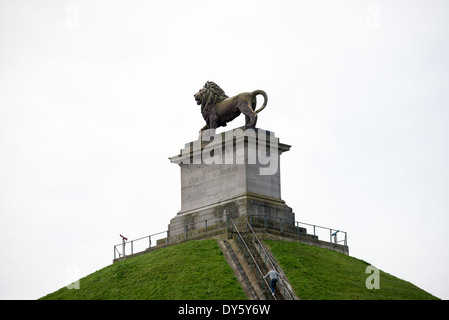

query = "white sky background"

[0,0,448,300]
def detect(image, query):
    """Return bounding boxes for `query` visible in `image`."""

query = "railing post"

[205,219,208,233]
[225,209,228,229]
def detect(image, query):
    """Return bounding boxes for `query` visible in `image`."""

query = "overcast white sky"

[1,0,448,300]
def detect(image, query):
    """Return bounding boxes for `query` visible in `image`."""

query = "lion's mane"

[198,81,229,122]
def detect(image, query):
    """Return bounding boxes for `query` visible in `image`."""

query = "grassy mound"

[40,240,246,300]
[264,240,438,300]
[41,239,438,300]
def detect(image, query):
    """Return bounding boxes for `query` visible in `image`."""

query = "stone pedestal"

[168,127,294,241]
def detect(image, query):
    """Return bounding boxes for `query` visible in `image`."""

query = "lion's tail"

[252,90,268,114]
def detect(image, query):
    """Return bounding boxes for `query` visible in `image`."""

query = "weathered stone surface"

[168,127,294,240]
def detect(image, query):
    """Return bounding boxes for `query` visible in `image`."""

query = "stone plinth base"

[168,127,293,242]
[167,194,295,242]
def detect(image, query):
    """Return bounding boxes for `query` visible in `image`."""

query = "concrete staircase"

[219,239,261,300]
[218,218,299,300]
[242,235,284,300]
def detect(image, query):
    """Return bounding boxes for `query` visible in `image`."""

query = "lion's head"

[194,81,229,110]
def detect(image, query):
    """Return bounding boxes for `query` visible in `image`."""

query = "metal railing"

[246,221,296,300]
[298,221,348,246]
[248,214,348,247]
[114,213,348,260]
[229,218,276,300]
[113,215,229,260]
[114,230,168,260]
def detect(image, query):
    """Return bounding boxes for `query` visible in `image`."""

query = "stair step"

[221,240,260,300]
[226,218,298,300]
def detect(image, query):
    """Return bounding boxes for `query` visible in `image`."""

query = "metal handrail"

[113,215,228,259]
[246,221,295,300]
[229,218,276,300]
[248,214,348,247]
[113,230,168,260]
[114,212,348,260]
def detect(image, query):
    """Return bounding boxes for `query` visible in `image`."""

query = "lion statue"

[194,81,268,135]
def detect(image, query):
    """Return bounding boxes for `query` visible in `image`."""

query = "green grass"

[40,239,439,300]
[264,240,439,300]
[40,240,247,300]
